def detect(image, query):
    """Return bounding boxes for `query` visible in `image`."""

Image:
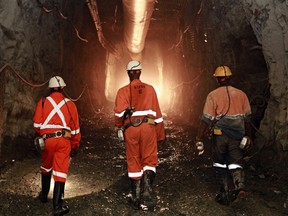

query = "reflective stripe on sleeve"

[34,123,42,128]
[154,117,163,124]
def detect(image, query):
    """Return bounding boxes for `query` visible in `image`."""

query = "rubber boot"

[214,169,229,205]
[53,182,69,216]
[230,169,246,207]
[129,179,141,210]
[39,173,51,203]
[141,170,156,211]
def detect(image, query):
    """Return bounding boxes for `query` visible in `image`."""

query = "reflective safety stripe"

[213,162,227,168]
[228,164,242,170]
[143,166,156,173]
[40,166,52,173]
[115,109,157,118]
[204,113,251,121]
[128,170,143,178]
[203,113,214,121]
[115,109,163,122]
[34,123,42,129]
[53,170,67,179]
[71,128,80,135]
[115,110,126,118]
[41,97,69,130]
[154,117,163,124]
[41,124,71,130]
[132,110,156,117]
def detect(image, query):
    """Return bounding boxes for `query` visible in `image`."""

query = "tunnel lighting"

[104,43,176,111]
[204,32,208,43]
[123,0,156,54]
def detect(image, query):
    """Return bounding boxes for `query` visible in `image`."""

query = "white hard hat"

[126,60,142,71]
[48,76,66,88]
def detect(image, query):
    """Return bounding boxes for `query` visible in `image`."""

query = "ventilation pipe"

[122,0,156,59]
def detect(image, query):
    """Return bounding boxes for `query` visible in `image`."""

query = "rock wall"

[0,0,61,165]
[242,0,288,154]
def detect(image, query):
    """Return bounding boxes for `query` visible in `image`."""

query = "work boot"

[215,188,230,206]
[39,173,51,203]
[129,179,141,210]
[215,169,229,205]
[230,169,246,208]
[232,169,245,191]
[53,182,69,216]
[141,170,156,211]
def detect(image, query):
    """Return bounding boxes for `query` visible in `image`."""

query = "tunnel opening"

[0,0,278,190]
[4,1,288,215]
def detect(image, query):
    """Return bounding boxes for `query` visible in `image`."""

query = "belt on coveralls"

[42,131,65,141]
[124,117,155,130]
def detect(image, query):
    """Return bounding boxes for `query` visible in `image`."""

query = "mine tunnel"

[0,0,288,215]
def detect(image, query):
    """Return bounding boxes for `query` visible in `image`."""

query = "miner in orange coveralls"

[33,76,81,216]
[196,66,252,207]
[114,60,165,211]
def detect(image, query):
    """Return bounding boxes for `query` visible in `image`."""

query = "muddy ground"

[0,111,288,216]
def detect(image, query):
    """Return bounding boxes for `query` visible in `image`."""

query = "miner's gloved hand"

[239,136,252,150]
[116,127,125,142]
[70,146,79,158]
[195,137,204,156]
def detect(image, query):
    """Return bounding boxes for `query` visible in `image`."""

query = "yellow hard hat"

[213,66,232,77]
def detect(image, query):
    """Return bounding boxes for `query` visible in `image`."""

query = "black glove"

[70,146,79,158]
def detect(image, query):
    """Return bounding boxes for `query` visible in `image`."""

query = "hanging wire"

[64,85,87,102]
[37,0,88,43]
[0,63,49,88]
[0,63,87,102]
[86,86,104,115]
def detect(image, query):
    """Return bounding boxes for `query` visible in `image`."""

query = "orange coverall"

[114,79,165,180]
[33,92,81,182]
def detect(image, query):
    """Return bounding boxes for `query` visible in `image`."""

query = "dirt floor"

[0,111,288,216]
